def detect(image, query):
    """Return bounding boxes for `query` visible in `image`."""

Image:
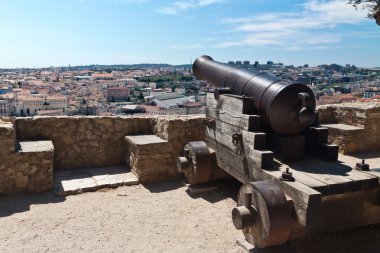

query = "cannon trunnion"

[177,56,380,249]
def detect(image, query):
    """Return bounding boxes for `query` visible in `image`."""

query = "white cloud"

[216,0,371,50]
[157,0,224,15]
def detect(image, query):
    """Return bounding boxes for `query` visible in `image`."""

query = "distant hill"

[0,63,193,72]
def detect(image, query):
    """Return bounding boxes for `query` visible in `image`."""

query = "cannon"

[177,56,380,249]
[193,55,316,135]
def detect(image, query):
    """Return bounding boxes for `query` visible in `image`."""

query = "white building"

[120,79,137,86]
[0,100,11,116]
[16,94,68,116]
[363,90,380,98]
[139,105,186,115]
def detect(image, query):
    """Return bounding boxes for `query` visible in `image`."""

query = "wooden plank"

[206,93,260,132]
[267,133,305,162]
[207,140,321,227]
[258,168,322,227]
[207,120,375,194]
[207,139,251,183]
[305,127,328,144]
[289,188,380,240]
[242,130,267,150]
[280,156,379,194]
[286,157,373,194]
[337,153,380,184]
[207,93,256,115]
[282,159,346,195]
[206,127,273,171]
[206,120,267,153]
[315,143,339,161]
[316,189,380,233]
[358,169,380,184]
[273,160,330,196]
[304,126,339,161]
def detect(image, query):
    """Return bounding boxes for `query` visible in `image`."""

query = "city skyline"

[0,0,379,68]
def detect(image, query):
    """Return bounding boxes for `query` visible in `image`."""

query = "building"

[139,105,186,115]
[182,102,205,114]
[121,105,146,114]
[363,89,380,98]
[0,100,11,116]
[36,110,65,116]
[92,73,114,80]
[120,79,137,86]
[79,104,99,116]
[106,87,130,102]
[16,94,68,116]
[0,86,13,95]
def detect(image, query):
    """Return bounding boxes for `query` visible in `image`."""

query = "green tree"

[138,92,144,100]
[348,0,380,25]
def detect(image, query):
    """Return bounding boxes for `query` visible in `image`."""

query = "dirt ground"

[1,179,380,253]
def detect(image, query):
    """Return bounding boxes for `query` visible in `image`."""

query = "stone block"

[16,140,55,192]
[53,166,139,196]
[125,135,176,183]
[321,124,365,154]
[317,103,380,154]
[0,122,16,154]
[15,172,28,188]
[125,135,170,155]
[0,116,209,195]
[18,141,54,153]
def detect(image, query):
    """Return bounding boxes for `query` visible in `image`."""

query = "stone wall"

[318,103,380,153]
[0,115,206,195]
[0,119,54,194]
[134,116,206,182]
[2,103,379,194]
[15,117,152,170]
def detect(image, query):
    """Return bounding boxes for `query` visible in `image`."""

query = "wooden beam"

[207,140,321,227]
[206,93,260,132]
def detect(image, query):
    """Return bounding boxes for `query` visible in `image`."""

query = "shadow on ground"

[185,178,241,203]
[348,150,380,160]
[0,192,65,217]
[143,177,241,204]
[289,224,380,253]
[143,179,185,193]
[238,224,380,253]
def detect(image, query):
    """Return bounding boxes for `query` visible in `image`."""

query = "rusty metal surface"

[193,55,316,135]
[235,180,292,248]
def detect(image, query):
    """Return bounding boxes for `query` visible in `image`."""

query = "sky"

[0,0,379,68]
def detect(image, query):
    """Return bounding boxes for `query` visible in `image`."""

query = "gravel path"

[1,179,380,253]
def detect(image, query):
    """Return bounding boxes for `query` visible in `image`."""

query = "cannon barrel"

[193,55,316,135]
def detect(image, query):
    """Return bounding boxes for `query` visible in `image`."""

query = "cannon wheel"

[183,141,212,184]
[235,180,291,248]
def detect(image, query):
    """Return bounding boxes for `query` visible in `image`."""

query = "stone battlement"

[1,102,380,195]
[318,102,380,154]
[0,115,205,194]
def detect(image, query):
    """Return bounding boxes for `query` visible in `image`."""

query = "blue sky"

[0,0,379,68]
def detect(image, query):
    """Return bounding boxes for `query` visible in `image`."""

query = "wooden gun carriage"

[177,56,380,248]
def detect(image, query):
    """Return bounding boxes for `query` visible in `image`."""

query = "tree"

[138,92,144,100]
[348,0,380,25]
